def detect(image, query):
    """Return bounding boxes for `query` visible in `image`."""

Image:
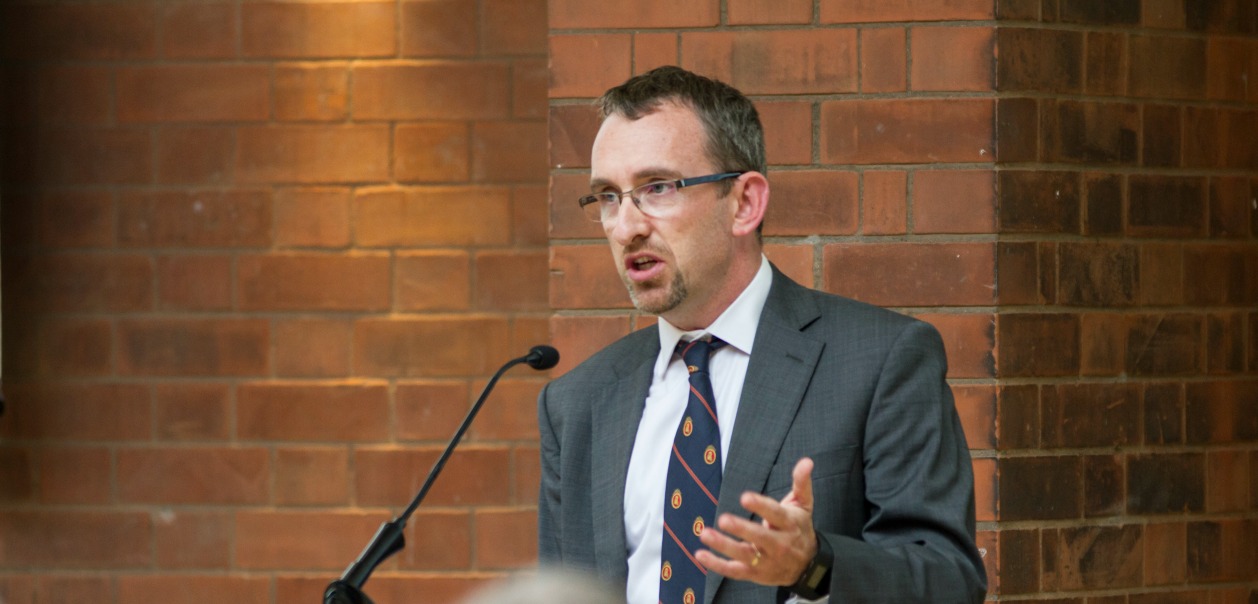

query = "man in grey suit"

[537,66,987,603]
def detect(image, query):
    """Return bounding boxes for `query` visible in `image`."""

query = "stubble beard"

[623,267,688,316]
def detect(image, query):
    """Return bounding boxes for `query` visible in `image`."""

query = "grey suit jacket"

[537,267,987,603]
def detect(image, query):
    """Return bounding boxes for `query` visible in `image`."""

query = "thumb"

[784,457,815,512]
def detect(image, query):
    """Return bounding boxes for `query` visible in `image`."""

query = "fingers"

[789,457,815,510]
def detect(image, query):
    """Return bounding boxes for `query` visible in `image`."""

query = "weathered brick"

[0,383,150,441]
[354,187,513,246]
[549,34,632,99]
[1042,525,1142,590]
[513,184,553,245]
[763,170,858,235]
[32,190,113,248]
[474,250,548,311]
[633,32,681,75]
[916,313,996,379]
[118,447,268,504]
[238,253,390,311]
[728,0,814,24]
[4,252,152,313]
[155,383,230,441]
[548,104,600,170]
[471,121,548,183]
[1185,381,1258,443]
[353,63,510,119]
[118,576,269,604]
[474,508,538,568]
[861,27,908,93]
[996,28,1083,93]
[242,2,395,58]
[1041,383,1141,448]
[998,528,1041,594]
[1209,177,1253,238]
[353,317,511,377]
[354,446,512,506]
[1,3,156,60]
[118,190,272,247]
[996,97,1039,162]
[1185,1,1258,34]
[1206,37,1258,101]
[910,26,994,92]
[549,244,632,310]
[683,30,858,95]
[1083,454,1125,517]
[398,510,473,569]
[1000,456,1083,520]
[1144,522,1188,585]
[237,383,389,442]
[1057,242,1139,306]
[118,319,269,376]
[0,511,151,568]
[1128,453,1206,513]
[1129,34,1208,99]
[155,127,234,184]
[1080,312,1128,376]
[236,125,390,184]
[274,447,350,506]
[1205,450,1249,513]
[1144,382,1185,445]
[37,447,110,504]
[1041,99,1139,164]
[273,63,349,122]
[1206,313,1246,375]
[997,313,1080,377]
[548,315,635,376]
[160,2,236,59]
[1083,172,1123,235]
[10,65,112,124]
[998,170,1080,233]
[997,384,1040,450]
[116,65,269,123]
[549,0,720,28]
[395,123,470,183]
[483,0,546,55]
[273,187,352,248]
[914,170,996,233]
[157,254,233,311]
[1059,0,1140,24]
[395,381,472,442]
[513,58,549,120]
[1139,243,1184,306]
[821,99,993,164]
[395,251,471,312]
[996,0,1040,20]
[861,170,908,235]
[820,0,993,22]
[1187,520,1258,582]
[1085,31,1127,96]
[273,318,353,378]
[758,103,812,166]
[822,242,996,306]
[235,510,389,570]
[996,242,1041,306]
[399,0,477,58]
[1126,313,1204,376]
[5,127,152,185]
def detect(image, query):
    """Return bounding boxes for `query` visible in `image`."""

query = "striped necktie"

[659,336,726,604]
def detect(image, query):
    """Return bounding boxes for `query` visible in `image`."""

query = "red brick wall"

[992,1,1258,600]
[548,0,1257,601]
[1,1,547,602]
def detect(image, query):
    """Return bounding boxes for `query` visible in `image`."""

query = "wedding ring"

[750,545,762,567]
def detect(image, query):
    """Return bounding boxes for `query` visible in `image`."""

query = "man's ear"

[731,171,769,237]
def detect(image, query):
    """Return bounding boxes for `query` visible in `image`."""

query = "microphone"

[324,345,560,604]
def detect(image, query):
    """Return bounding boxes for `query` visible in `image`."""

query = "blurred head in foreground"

[458,568,625,604]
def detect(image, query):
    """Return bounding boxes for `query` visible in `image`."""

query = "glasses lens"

[580,193,615,223]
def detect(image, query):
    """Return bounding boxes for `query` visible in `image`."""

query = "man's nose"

[607,194,650,243]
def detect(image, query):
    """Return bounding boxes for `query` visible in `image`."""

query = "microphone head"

[525,345,560,370]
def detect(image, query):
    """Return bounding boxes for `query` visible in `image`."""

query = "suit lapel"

[590,333,658,582]
[707,270,824,603]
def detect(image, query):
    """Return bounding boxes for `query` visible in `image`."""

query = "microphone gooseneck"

[325,344,559,604]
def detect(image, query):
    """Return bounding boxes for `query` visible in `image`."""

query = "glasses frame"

[578,171,746,223]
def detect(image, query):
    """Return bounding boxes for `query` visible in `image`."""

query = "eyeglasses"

[578,172,745,223]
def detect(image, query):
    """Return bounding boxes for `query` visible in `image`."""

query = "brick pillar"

[992,0,1258,599]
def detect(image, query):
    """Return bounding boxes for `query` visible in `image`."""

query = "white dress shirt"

[623,256,772,604]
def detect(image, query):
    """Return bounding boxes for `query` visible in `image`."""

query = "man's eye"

[641,182,671,195]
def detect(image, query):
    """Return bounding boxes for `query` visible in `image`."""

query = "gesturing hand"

[695,457,817,586]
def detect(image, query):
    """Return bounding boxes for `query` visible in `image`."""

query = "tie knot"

[676,336,726,375]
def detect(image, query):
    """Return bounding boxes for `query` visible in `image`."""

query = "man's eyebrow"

[588,168,682,190]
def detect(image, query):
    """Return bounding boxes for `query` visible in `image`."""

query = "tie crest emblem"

[703,445,717,465]
[661,561,673,581]
[688,364,699,374]
[692,517,705,536]
[682,417,694,437]
[671,489,682,509]
[683,588,697,604]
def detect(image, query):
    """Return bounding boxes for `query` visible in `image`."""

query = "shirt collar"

[656,255,772,368]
